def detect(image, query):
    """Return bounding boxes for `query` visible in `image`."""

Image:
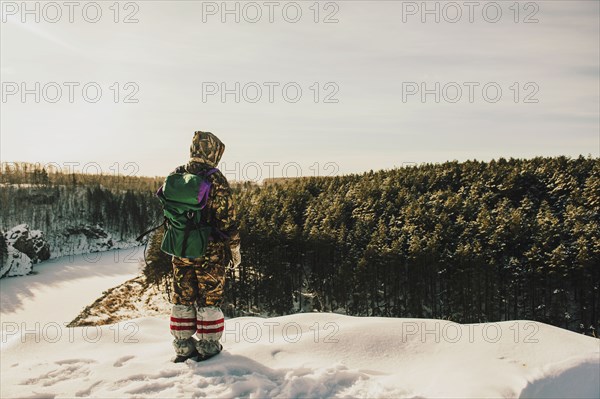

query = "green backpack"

[155,168,218,258]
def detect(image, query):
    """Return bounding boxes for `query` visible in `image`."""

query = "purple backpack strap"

[205,167,219,177]
[198,168,219,207]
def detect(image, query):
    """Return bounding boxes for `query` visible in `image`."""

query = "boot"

[193,339,223,361]
[172,336,199,363]
[172,348,200,363]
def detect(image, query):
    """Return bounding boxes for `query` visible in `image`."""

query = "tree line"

[3,158,598,334]
[143,156,599,335]
[1,161,162,191]
[225,156,598,335]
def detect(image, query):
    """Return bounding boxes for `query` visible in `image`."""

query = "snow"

[0,183,39,188]
[0,248,142,329]
[1,250,599,398]
[1,315,598,398]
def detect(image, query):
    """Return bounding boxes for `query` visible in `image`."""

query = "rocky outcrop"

[0,232,10,277]
[1,225,43,278]
[2,247,33,277]
[8,224,51,263]
[61,224,115,254]
[0,223,140,278]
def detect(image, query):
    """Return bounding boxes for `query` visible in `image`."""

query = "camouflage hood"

[189,131,225,168]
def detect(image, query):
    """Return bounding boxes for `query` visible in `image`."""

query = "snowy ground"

[1,250,599,398]
[1,315,599,398]
[0,248,142,335]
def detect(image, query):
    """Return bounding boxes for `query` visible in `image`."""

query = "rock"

[0,232,9,278]
[5,247,33,277]
[62,224,114,254]
[64,224,109,239]
[29,230,51,261]
[1,224,51,278]
[6,224,51,263]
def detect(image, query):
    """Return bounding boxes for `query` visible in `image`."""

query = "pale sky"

[1,1,598,181]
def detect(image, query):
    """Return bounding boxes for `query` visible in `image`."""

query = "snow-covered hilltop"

[1,314,599,398]
[1,250,598,398]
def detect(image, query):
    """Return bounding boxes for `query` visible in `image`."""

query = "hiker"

[158,131,241,363]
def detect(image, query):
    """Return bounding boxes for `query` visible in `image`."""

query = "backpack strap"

[181,211,197,257]
[136,219,165,242]
[199,168,228,242]
[205,168,219,176]
[197,168,220,208]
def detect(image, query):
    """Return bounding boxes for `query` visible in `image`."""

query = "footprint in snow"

[20,359,96,387]
[113,355,135,367]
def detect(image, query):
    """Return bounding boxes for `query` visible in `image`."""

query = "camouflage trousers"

[170,242,227,356]
[171,241,226,307]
